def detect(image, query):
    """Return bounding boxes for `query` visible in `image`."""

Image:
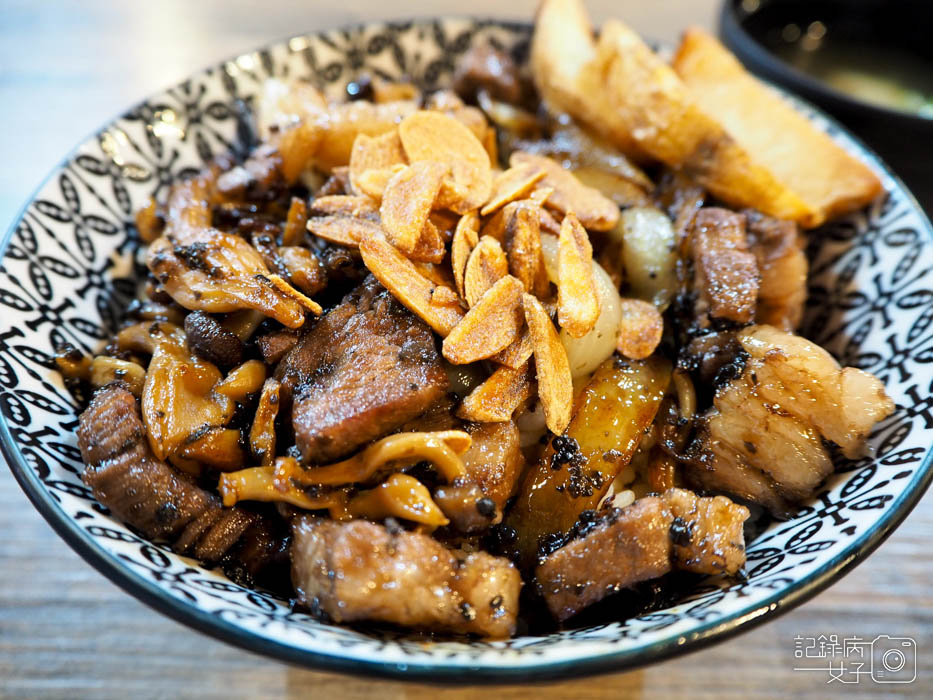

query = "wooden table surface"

[1,1,930,698]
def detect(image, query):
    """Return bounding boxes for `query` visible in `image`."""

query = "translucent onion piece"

[541,232,622,378]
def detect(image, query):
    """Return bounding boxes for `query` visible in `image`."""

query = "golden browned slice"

[530,0,650,157]
[531,0,816,224]
[673,28,883,227]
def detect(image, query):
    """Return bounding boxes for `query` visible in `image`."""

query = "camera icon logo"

[871,635,917,683]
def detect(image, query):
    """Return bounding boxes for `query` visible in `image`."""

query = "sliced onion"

[614,207,678,311]
[540,233,622,378]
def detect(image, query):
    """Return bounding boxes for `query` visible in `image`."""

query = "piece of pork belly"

[291,517,521,637]
[278,276,449,463]
[78,384,259,562]
[662,488,749,576]
[686,324,895,514]
[689,208,759,325]
[434,421,525,532]
[535,497,674,622]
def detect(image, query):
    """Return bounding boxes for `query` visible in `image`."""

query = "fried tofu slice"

[672,28,883,227]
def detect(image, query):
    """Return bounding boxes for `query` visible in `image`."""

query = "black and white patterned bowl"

[3,18,933,682]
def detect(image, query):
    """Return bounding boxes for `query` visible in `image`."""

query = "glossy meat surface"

[689,207,759,325]
[280,277,449,463]
[291,516,521,637]
[535,489,750,620]
[663,488,749,575]
[744,209,807,331]
[535,497,673,621]
[433,420,524,532]
[77,384,256,562]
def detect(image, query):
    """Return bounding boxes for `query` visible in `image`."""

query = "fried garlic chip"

[349,130,407,197]
[616,298,664,360]
[510,151,619,231]
[523,292,573,434]
[452,210,480,298]
[458,362,535,423]
[306,215,385,248]
[506,203,550,298]
[442,275,524,364]
[410,218,447,264]
[492,330,533,369]
[481,163,547,216]
[380,160,448,254]
[359,236,464,336]
[310,194,380,219]
[399,110,493,213]
[464,235,508,308]
[354,165,406,200]
[557,213,600,338]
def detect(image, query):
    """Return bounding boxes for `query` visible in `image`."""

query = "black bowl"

[719,0,933,213]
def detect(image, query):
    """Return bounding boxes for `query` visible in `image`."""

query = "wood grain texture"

[0,2,929,698]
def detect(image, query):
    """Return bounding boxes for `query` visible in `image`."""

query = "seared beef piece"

[184,311,245,370]
[280,276,449,464]
[681,330,743,387]
[434,421,524,532]
[662,488,749,576]
[256,328,300,365]
[743,209,807,331]
[317,244,365,288]
[535,490,750,620]
[535,497,673,621]
[452,43,523,104]
[78,384,261,563]
[398,395,460,433]
[224,518,292,588]
[291,516,521,637]
[689,208,759,326]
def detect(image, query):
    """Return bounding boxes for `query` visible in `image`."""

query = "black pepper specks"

[476,497,496,519]
[669,516,694,546]
[459,601,476,621]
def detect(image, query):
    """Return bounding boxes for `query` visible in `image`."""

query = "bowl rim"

[719,0,933,127]
[3,16,933,683]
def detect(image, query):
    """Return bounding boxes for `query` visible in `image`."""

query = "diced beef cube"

[690,208,759,325]
[535,497,673,621]
[434,421,524,532]
[77,384,261,563]
[278,276,449,463]
[291,516,521,637]
[535,489,750,620]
